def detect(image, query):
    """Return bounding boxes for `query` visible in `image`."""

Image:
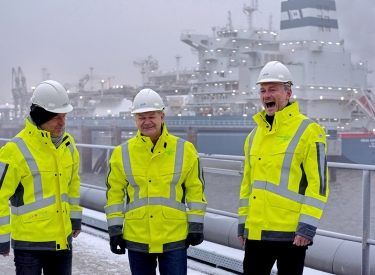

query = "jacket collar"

[135,123,170,150]
[253,102,300,130]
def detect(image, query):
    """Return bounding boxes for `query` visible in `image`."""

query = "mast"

[243,0,258,30]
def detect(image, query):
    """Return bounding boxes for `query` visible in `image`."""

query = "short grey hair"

[284,84,292,91]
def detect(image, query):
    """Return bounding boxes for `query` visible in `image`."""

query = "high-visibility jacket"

[0,118,82,254]
[105,124,207,253]
[238,102,329,242]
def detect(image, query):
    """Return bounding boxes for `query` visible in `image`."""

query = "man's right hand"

[1,253,9,257]
[238,236,246,246]
[110,235,126,254]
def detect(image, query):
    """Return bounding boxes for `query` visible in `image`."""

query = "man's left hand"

[293,235,310,246]
[185,233,204,248]
[72,230,81,238]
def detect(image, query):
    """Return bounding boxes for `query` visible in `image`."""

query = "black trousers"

[243,240,307,275]
[14,249,72,275]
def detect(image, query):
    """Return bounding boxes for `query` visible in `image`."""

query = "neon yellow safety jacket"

[0,118,82,254]
[105,124,207,253]
[238,102,329,241]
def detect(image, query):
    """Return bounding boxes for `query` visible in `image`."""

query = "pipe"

[79,185,375,274]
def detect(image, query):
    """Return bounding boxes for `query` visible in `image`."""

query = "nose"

[143,118,152,124]
[57,117,65,125]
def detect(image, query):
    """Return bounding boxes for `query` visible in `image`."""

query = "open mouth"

[265,102,275,108]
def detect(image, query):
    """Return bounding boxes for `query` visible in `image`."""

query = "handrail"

[0,138,373,274]
[0,118,257,128]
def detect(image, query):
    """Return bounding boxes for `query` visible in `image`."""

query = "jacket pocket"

[21,204,56,223]
[125,206,146,220]
[63,159,74,185]
[162,206,186,220]
[267,192,301,213]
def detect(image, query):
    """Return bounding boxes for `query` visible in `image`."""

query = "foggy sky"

[0,0,374,104]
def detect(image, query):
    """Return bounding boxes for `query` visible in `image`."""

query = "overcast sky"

[0,0,374,104]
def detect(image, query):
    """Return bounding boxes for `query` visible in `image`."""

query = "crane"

[11,67,28,119]
[64,74,90,92]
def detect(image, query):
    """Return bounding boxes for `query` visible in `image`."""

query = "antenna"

[243,0,259,30]
[228,11,233,32]
[175,55,181,82]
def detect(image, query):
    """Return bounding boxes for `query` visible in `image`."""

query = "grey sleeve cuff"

[0,241,10,255]
[238,223,245,237]
[296,222,317,241]
[188,222,204,233]
[71,218,82,230]
[108,225,123,237]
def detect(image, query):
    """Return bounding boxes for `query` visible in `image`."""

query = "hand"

[238,236,246,246]
[185,233,204,248]
[1,253,9,257]
[72,230,81,238]
[110,235,126,254]
[293,235,310,246]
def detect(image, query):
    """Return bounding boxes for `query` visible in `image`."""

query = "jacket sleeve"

[104,146,126,237]
[297,124,329,240]
[238,133,252,237]
[68,137,82,230]
[0,145,21,254]
[184,142,207,234]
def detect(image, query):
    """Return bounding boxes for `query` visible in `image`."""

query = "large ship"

[136,0,375,164]
[2,0,375,165]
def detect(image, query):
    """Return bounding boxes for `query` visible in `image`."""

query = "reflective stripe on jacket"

[105,124,207,253]
[238,102,329,242]
[0,118,82,254]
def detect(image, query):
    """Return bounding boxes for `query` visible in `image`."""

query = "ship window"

[233,83,239,90]
[225,83,231,91]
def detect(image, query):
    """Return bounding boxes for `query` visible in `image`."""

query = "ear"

[161,112,165,122]
[286,88,292,100]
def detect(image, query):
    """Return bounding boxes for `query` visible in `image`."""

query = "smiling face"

[39,113,66,137]
[259,83,292,116]
[135,111,165,143]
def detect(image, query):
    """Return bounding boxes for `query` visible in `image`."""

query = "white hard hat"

[30,80,73,113]
[131,89,165,114]
[256,61,293,85]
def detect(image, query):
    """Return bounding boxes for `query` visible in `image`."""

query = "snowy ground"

[1,224,331,275]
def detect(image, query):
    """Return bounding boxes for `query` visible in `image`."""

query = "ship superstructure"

[179,0,374,131]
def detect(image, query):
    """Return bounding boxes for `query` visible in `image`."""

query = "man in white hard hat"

[0,80,82,275]
[105,89,207,275]
[237,61,329,275]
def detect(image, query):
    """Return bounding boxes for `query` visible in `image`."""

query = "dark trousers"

[243,240,307,275]
[128,248,187,275]
[14,249,72,275]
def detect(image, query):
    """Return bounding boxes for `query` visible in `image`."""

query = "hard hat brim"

[256,78,290,84]
[131,107,164,114]
[44,104,73,113]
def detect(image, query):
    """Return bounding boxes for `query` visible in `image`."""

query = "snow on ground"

[72,229,131,275]
[0,214,331,275]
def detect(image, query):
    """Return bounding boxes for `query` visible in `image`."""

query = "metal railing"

[0,138,373,274]
[44,143,375,275]
[0,117,257,128]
